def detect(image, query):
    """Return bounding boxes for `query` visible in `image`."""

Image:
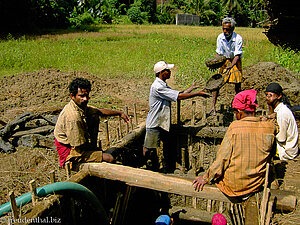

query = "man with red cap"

[193,90,276,223]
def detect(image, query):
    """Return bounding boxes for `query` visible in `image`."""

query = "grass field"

[0,25,299,86]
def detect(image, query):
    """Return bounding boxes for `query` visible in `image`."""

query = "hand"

[190,79,204,90]
[192,176,208,191]
[198,90,211,98]
[120,113,130,124]
[225,65,233,71]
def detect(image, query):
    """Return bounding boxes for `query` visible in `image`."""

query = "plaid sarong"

[219,58,242,83]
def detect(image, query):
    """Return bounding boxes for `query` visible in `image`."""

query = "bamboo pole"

[104,120,110,148]
[133,103,138,126]
[260,163,270,225]
[29,180,37,206]
[201,99,207,125]
[181,148,186,173]
[8,191,18,219]
[191,101,196,125]
[118,117,123,138]
[65,161,71,180]
[50,170,56,183]
[124,106,129,134]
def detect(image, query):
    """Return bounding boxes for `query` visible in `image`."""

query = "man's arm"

[98,108,130,123]
[178,90,211,100]
[193,131,232,191]
[225,55,240,70]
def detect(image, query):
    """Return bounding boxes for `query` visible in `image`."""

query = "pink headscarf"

[212,213,227,225]
[232,89,259,112]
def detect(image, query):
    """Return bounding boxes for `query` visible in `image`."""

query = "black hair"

[69,78,91,96]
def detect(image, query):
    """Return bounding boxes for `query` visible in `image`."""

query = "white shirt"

[216,32,243,59]
[146,77,179,131]
[275,103,299,160]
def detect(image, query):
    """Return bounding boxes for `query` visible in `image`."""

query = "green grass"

[0,25,299,86]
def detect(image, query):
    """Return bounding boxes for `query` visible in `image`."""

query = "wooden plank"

[81,162,296,211]
[81,163,238,202]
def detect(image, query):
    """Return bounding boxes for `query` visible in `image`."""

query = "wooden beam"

[80,162,296,211]
[110,122,145,149]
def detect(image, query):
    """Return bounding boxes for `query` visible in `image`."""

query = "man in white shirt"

[143,61,210,171]
[211,17,243,115]
[265,82,299,160]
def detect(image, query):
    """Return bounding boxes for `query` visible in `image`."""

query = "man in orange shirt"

[193,89,276,198]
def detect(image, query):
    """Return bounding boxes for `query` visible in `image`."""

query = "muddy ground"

[0,62,299,224]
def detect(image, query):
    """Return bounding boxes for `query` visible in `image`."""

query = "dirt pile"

[0,69,150,123]
[217,62,300,110]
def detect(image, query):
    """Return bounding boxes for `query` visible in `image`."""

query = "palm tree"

[221,0,242,16]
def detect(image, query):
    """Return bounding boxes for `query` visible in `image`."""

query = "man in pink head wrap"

[193,90,277,224]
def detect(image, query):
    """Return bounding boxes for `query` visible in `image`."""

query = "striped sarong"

[219,58,242,83]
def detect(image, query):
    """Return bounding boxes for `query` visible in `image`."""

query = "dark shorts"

[143,127,167,149]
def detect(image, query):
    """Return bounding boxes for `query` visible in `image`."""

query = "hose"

[0,181,108,224]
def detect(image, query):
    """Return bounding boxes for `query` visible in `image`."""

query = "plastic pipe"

[0,181,108,223]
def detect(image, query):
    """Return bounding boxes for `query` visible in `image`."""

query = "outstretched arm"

[98,108,130,123]
[178,90,211,100]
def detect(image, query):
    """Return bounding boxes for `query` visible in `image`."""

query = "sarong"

[219,58,242,83]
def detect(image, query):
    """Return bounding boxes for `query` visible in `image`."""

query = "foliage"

[0,0,274,33]
[0,0,77,33]
[127,5,144,24]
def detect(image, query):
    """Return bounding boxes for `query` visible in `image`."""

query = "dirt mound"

[217,62,300,109]
[0,69,150,122]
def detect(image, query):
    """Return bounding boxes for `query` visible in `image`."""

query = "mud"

[0,69,150,123]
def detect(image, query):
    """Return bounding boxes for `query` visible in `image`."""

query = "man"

[265,82,299,160]
[54,78,129,169]
[143,61,210,171]
[193,90,276,199]
[211,17,243,115]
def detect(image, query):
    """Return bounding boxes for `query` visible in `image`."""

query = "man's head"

[69,78,92,109]
[222,17,236,39]
[232,89,258,119]
[265,82,283,108]
[154,61,174,80]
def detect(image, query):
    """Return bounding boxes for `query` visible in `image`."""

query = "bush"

[127,6,144,24]
[69,12,95,28]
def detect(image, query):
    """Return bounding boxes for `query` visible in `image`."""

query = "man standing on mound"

[143,61,210,171]
[211,17,243,115]
[54,77,130,169]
